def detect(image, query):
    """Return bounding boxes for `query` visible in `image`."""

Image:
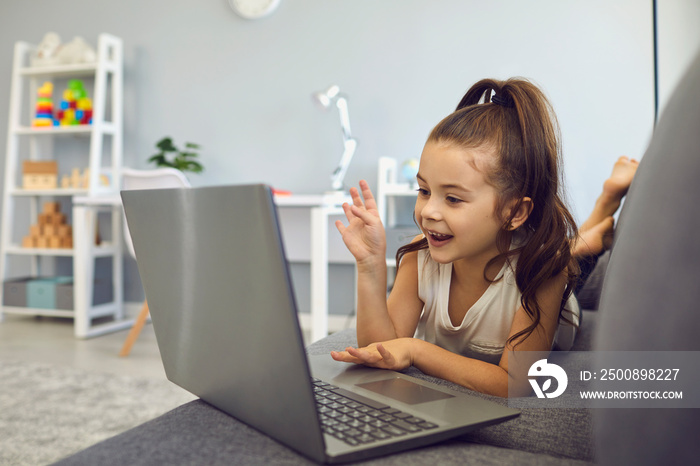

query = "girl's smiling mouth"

[425,229,453,246]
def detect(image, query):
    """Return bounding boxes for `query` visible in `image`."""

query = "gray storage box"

[3,277,32,307]
[55,279,113,310]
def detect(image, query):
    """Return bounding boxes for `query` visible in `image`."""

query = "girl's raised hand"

[335,180,386,268]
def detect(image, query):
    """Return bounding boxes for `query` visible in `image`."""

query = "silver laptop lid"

[121,184,326,462]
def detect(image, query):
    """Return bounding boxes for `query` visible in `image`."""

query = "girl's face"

[415,140,506,266]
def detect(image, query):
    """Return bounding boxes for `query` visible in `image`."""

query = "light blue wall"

[0,0,657,313]
[657,0,700,116]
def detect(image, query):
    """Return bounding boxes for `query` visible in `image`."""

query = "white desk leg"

[111,204,125,320]
[310,207,329,342]
[72,204,94,339]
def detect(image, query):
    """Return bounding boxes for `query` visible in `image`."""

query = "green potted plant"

[148,137,204,174]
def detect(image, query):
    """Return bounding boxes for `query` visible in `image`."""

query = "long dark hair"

[397,78,579,346]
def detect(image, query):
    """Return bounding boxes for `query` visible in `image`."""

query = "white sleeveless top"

[414,249,579,365]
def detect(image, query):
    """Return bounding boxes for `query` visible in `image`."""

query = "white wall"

[0,1,656,210]
[657,0,700,117]
[0,0,665,313]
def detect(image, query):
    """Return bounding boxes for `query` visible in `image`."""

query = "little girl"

[331,78,636,397]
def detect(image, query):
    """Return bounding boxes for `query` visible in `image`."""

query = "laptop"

[121,184,519,464]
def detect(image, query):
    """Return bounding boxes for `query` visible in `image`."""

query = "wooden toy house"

[22,161,58,189]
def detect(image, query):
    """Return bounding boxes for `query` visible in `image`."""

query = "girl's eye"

[416,188,430,196]
[446,196,462,204]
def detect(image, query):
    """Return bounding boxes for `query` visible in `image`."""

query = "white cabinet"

[0,34,126,337]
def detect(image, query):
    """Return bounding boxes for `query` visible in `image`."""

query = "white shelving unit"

[0,34,127,338]
[377,157,417,269]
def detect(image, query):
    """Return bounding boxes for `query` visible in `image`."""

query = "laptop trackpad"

[356,377,454,405]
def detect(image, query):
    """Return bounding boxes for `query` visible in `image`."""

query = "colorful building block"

[32,82,57,127]
[56,80,93,126]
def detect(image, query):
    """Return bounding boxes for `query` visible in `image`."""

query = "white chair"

[118,167,191,357]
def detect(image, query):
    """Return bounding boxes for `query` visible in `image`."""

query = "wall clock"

[228,0,281,20]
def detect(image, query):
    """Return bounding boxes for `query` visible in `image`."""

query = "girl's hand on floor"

[330,338,415,371]
[335,180,386,268]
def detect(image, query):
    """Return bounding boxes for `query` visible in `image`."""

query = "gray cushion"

[593,50,700,464]
[53,398,590,466]
[55,326,598,465]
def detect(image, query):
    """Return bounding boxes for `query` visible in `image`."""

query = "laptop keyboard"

[312,378,439,446]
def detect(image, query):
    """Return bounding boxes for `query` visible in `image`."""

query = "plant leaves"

[149,137,203,173]
[156,137,177,152]
[147,154,167,165]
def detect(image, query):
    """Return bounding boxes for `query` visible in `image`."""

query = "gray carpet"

[0,360,196,465]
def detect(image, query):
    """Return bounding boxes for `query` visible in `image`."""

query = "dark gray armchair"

[593,50,700,464]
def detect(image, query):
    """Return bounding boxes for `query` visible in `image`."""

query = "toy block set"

[60,167,109,189]
[21,161,109,191]
[22,201,73,249]
[57,80,93,125]
[31,79,93,127]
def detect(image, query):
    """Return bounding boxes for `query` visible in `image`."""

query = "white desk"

[73,192,351,342]
[274,193,351,342]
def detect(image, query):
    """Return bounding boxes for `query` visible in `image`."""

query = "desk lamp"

[311,85,357,192]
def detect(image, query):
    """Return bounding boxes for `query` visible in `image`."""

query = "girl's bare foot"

[574,216,614,258]
[602,156,639,202]
[581,156,639,233]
